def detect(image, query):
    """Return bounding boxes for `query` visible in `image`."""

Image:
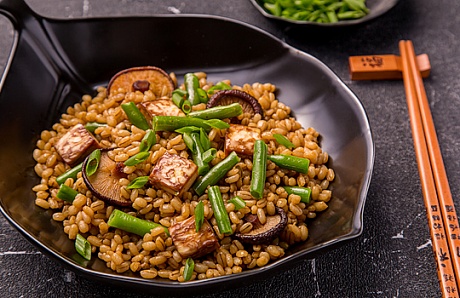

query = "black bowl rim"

[0,3,375,292]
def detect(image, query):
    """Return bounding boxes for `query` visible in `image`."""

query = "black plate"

[0,0,374,294]
[250,0,400,27]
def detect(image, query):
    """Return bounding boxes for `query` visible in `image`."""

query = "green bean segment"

[250,140,268,199]
[188,102,243,120]
[121,102,150,130]
[208,186,232,235]
[283,186,312,203]
[153,116,229,132]
[56,184,79,202]
[193,151,240,195]
[107,209,169,237]
[56,162,82,185]
[267,154,310,174]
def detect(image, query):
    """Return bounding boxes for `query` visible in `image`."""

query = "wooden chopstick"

[399,40,460,297]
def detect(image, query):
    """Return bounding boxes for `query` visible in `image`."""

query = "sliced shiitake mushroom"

[82,149,131,207]
[107,66,175,97]
[207,89,263,117]
[235,207,288,244]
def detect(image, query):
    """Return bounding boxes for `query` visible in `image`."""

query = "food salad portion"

[32,66,335,282]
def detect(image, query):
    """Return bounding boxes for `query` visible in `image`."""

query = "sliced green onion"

[181,99,192,114]
[199,128,211,151]
[272,133,295,149]
[84,122,107,133]
[193,151,240,196]
[121,102,150,130]
[183,258,195,281]
[207,81,231,94]
[139,129,156,152]
[195,201,205,232]
[190,132,210,176]
[56,162,82,185]
[208,186,232,235]
[107,209,169,236]
[75,234,92,261]
[182,132,195,153]
[188,102,243,120]
[202,148,217,164]
[197,88,209,104]
[127,176,149,189]
[267,154,310,174]
[283,186,312,203]
[124,151,150,166]
[228,196,246,211]
[56,184,79,202]
[172,89,186,108]
[250,140,267,199]
[85,149,101,177]
[175,126,201,134]
[204,119,230,130]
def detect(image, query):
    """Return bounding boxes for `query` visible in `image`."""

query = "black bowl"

[250,0,400,27]
[0,0,374,294]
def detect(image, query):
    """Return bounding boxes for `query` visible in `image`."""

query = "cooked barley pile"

[32,71,334,281]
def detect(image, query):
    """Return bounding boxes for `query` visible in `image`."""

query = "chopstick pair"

[399,40,460,297]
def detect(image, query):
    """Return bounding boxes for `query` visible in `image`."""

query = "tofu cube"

[149,152,198,197]
[169,216,220,258]
[138,99,185,124]
[54,123,100,165]
[225,124,261,156]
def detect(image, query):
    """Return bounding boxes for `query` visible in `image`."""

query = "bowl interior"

[0,11,373,292]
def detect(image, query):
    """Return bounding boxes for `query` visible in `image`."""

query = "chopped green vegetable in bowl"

[250,0,400,26]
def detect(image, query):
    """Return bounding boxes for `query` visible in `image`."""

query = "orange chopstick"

[399,40,459,297]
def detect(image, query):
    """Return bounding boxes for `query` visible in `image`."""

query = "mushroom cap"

[82,149,131,207]
[107,66,175,97]
[206,89,263,117]
[235,207,288,244]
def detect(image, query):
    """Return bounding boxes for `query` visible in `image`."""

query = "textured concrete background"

[1,0,459,297]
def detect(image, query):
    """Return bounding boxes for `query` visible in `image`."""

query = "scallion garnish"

[183,258,195,281]
[124,151,150,166]
[139,129,156,153]
[195,201,205,232]
[75,234,91,261]
[126,176,149,189]
[228,196,246,211]
[273,133,295,149]
[121,102,150,130]
[85,149,101,177]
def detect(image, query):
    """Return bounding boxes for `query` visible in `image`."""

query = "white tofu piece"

[54,123,100,165]
[169,216,220,258]
[138,99,185,124]
[225,124,261,156]
[149,152,198,197]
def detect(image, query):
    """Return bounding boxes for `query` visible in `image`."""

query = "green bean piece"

[208,186,232,235]
[228,196,246,211]
[56,184,79,202]
[124,151,150,166]
[207,81,231,95]
[126,176,149,189]
[107,209,169,237]
[183,258,195,281]
[75,234,92,261]
[195,201,205,232]
[85,149,101,177]
[84,122,107,133]
[153,116,229,132]
[250,140,268,199]
[184,73,201,106]
[56,162,82,185]
[191,133,210,176]
[267,154,310,174]
[121,102,150,130]
[272,133,295,149]
[193,151,240,196]
[283,186,312,203]
[188,103,243,120]
[139,129,156,153]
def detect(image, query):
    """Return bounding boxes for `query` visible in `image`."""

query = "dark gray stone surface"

[1,0,458,297]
